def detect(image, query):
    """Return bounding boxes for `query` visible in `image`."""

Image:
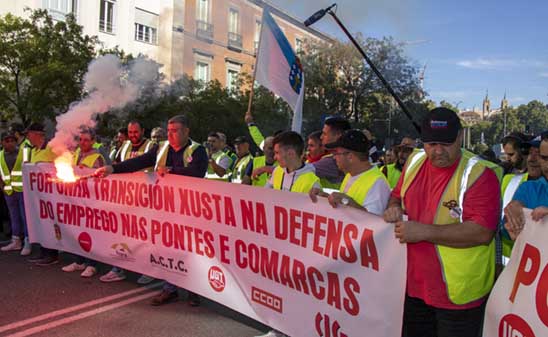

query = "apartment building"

[1,0,332,87]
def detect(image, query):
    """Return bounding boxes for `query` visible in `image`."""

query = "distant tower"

[501,91,509,110]
[482,90,491,120]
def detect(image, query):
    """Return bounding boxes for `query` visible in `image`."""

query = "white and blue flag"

[255,9,304,133]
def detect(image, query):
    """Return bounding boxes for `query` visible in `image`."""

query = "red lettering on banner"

[219,234,230,263]
[39,200,55,220]
[121,213,147,241]
[275,206,288,239]
[510,243,541,303]
[150,219,215,257]
[30,172,53,193]
[234,239,360,315]
[240,200,268,235]
[93,179,174,212]
[360,229,379,271]
[56,202,117,233]
[55,180,91,199]
[224,197,236,227]
[178,189,235,226]
[200,192,213,220]
[498,314,535,337]
[536,263,548,327]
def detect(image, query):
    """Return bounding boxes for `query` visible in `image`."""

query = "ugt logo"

[499,314,535,337]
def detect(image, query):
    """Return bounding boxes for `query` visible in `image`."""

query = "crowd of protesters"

[0,106,547,337]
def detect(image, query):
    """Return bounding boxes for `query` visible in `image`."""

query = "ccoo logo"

[208,266,226,292]
[499,314,535,337]
[78,232,92,252]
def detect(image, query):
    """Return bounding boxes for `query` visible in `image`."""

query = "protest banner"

[24,163,406,337]
[483,209,548,337]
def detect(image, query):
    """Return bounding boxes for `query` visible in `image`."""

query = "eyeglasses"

[333,151,351,157]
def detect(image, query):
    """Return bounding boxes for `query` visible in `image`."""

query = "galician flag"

[255,9,304,133]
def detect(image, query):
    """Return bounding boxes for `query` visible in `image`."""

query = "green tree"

[0,9,97,124]
[515,100,548,135]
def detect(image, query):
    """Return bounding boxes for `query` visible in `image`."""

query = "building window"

[43,0,78,20]
[228,8,239,34]
[134,8,159,44]
[135,23,157,44]
[197,0,210,22]
[295,38,303,53]
[227,69,239,91]
[254,20,261,52]
[99,0,115,34]
[195,62,210,83]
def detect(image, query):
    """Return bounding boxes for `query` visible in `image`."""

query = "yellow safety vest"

[340,166,388,205]
[383,163,402,189]
[205,151,232,181]
[231,153,253,184]
[251,156,276,187]
[500,173,528,257]
[401,149,495,305]
[318,154,342,190]
[271,166,319,194]
[31,146,56,163]
[154,140,201,172]
[119,139,154,162]
[481,160,504,183]
[0,145,30,194]
[73,150,104,169]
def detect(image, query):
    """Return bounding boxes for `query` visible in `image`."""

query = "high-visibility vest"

[0,144,29,194]
[271,166,319,194]
[383,163,402,189]
[119,139,154,162]
[231,153,253,184]
[154,140,201,172]
[251,156,273,187]
[482,160,504,183]
[205,151,232,181]
[248,124,265,150]
[31,146,56,163]
[340,166,388,205]
[400,149,495,305]
[500,173,528,257]
[73,149,104,169]
[109,146,119,162]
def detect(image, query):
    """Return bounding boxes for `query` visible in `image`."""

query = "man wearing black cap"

[231,136,253,184]
[383,107,501,337]
[309,129,390,215]
[26,122,58,265]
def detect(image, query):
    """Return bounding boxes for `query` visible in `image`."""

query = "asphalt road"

[0,236,267,337]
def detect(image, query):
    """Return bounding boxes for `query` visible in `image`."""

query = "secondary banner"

[483,209,548,337]
[24,163,406,337]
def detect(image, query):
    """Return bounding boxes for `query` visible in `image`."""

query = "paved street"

[0,237,267,337]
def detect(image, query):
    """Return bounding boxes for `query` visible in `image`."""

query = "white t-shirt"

[341,170,391,216]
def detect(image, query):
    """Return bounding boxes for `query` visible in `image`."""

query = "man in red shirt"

[384,107,500,337]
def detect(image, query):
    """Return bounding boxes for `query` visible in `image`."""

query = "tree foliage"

[0,9,96,124]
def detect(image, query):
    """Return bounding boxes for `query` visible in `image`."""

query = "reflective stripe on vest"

[271,166,319,193]
[502,174,527,212]
[120,139,152,162]
[401,149,494,305]
[231,154,253,184]
[74,151,103,169]
[154,140,201,172]
[340,166,388,205]
[206,151,231,181]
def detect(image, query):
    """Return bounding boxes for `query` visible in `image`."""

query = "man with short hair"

[502,132,527,174]
[310,129,390,215]
[150,127,167,144]
[231,136,253,184]
[243,136,275,186]
[109,128,128,163]
[116,120,154,162]
[0,132,28,253]
[205,132,232,181]
[315,116,351,190]
[95,114,208,307]
[382,137,416,189]
[504,132,548,241]
[383,107,500,337]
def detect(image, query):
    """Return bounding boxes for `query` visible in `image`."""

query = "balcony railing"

[196,20,213,40]
[228,32,242,50]
[99,19,115,34]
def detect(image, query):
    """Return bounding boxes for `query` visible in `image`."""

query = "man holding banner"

[384,107,501,337]
[94,114,208,307]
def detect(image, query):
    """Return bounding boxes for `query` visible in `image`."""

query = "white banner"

[483,209,548,337]
[23,163,406,337]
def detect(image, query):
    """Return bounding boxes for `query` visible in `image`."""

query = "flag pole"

[245,8,267,121]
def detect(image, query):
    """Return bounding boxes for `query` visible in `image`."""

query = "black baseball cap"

[421,107,462,144]
[233,136,249,144]
[325,129,369,153]
[25,122,45,133]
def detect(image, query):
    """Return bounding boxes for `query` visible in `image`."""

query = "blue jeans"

[4,192,27,237]
[76,255,97,267]
[163,282,177,293]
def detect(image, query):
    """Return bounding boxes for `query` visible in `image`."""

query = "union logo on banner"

[289,58,303,94]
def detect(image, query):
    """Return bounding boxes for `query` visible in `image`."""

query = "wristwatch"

[341,197,350,205]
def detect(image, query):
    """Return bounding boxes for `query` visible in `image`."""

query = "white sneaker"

[99,270,126,282]
[255,330,288,337]
[137,274,155,285]
[20,237,31,256]
[1,237,22,252]
[81,266,97,278]
[62,262,86,272]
